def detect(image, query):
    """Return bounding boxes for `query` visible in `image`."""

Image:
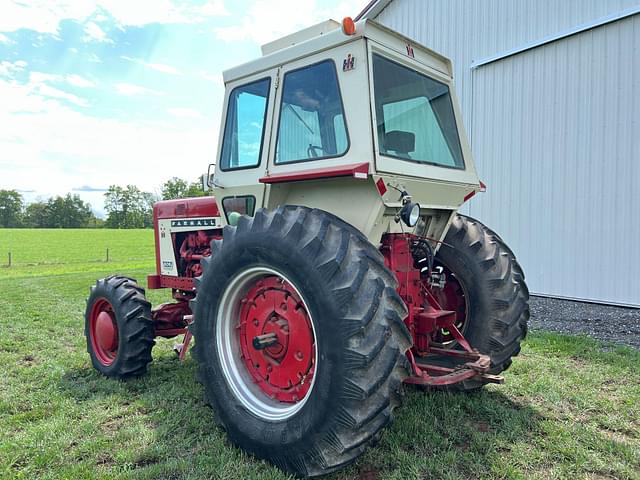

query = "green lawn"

[0,229,155,278]
[0,230,638,479]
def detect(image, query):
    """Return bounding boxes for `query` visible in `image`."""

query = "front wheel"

[192,206,411,477]
[85,276,155,378]
[425,214,529,390]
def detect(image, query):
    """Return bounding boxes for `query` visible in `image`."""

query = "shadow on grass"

[58,351,548,479]
[351,385,547,479]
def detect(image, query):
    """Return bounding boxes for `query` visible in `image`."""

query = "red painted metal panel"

[152,196,220,276]
[154,196,220,220]
[259,162,369,184]
[147,274,195,290]
[147,274,162,289]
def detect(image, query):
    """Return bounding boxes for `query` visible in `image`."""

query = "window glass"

[372,54,464,169]
[220,78,270,170]
[276,61,349,163]
[222,196,256,221]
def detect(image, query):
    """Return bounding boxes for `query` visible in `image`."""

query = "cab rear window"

[372,54,464,169]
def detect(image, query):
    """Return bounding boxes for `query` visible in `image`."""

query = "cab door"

[212,68,278,227]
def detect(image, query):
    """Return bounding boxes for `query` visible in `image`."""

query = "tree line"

[0,177,205,229]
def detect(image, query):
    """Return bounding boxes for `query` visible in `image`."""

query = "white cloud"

[0,69,88,109]
[168,107,203,119]
[37,83,89,107]
[22,71,94,91]
[29,71,62,83]
[0,33,14,44]
[214,0,365,45]
[66,74,95,88]
[83,21,112,43]
[200,71,222,83]
[0,0,228,35]
[99,0,227,26]
[88,53,102,63]
[121,56,181,75]
[0,60,27,77]
[27,72,90,107]
[115,82,162,96]
[0,76,218,207]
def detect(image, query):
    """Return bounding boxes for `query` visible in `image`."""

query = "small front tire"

[85,275,155,378]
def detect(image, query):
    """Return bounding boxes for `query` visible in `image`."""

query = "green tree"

[104,185,156,228]
[161,177,206,200]
[23,195,96,228]
[23,201,48,228]
[47,194,94,228]
[0,190,24,227]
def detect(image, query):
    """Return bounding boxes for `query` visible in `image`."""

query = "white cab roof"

[222,19,453,84]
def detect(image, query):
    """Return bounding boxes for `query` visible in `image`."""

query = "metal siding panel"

[376,1,640,305]
[470,17,639,306]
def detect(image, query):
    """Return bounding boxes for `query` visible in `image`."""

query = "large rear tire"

[425,214,529,391]
[85,276,155,378]
[192,206,411,477]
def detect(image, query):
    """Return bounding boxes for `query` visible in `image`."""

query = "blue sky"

[0,0,365,215]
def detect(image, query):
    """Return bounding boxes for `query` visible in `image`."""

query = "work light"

[400,202,420,227]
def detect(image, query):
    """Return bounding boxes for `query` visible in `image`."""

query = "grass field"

[0,229,638,480]
[0,229,155,278]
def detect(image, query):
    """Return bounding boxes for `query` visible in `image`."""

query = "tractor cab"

[211,18,481,245]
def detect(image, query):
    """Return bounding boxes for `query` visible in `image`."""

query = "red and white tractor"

[85,18,529,477]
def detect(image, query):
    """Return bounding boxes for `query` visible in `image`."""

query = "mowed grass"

[0,229,155,278]
[0,229,638,479]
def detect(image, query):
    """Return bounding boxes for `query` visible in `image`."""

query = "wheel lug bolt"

[295,351,303,360]
[267,365,272,372]
[253,320,259,326]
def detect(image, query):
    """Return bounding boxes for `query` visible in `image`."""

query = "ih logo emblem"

[343,54,355,71]
[406,44,415,58]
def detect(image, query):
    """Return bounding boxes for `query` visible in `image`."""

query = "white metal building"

[358,0,640,307]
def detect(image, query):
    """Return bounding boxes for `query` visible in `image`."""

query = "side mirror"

[206,163,216,188]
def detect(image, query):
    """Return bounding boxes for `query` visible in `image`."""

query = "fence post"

[106,248,109,263]
[7,252,11,267]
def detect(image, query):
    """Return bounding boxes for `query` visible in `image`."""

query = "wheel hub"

[238,276,315,403]
[89,299,118,366]
[95,311,118,351]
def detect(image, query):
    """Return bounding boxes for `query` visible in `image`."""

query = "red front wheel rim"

[89,298,119,366]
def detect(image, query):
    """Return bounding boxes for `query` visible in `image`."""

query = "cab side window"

[220,78,270,170]
[275,61,349,164]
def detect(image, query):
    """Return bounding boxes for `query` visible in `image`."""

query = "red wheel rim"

[426,262,468,345]
[238,276,315,403]
[89,298,118,366]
